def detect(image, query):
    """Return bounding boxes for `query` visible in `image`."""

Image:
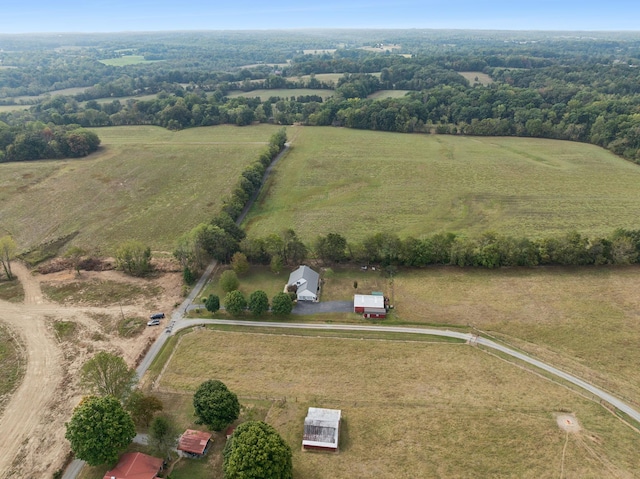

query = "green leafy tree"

[80,351,137,402]
[248,290,269,316]
[65,395,135,466]
[205,294,220,313]
[149,415,179,456]
[115,240,152,277]
[314,233,348,263]
[64,246,86,275]
[125,390,163,427]
[0,235,17,280]
[270,254,284,274]
[193,379,240,431]
[220,270,240,293]
[271,292,293,316]
[183,266,195,285]
[224,290,247,315]
[223,421,292,479]
[231,252,250,275]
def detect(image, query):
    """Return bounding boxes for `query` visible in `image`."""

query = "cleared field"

[302,49,337,55]
[6,87,90,103]
[385,265,640,412]
[226,88,334,101]
[294,72,382,84]
[0,124,282,253]
[458,71,494,86]
[155,329,640,478]
[99,55,162,66]
[0,104,31,112]
[244,127,640,242]
[368,89,411,99]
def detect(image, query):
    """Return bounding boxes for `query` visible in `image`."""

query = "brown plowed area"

[0,262,181,478]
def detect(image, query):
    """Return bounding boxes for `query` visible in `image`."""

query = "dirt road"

[0,263,180,478]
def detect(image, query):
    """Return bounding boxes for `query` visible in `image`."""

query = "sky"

[1,1,639,34]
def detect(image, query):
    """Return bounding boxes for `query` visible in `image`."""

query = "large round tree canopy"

[65,395,135,466]
[193,379,240,431]
[223,421,293,479]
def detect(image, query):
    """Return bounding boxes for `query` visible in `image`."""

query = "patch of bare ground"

[0,261,183,478]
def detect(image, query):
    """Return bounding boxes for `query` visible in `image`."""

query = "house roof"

[287,266,319,297]
[354,294,385,309]
[302,407,341,449]
[177,429,213,455]
[102,452,162,479]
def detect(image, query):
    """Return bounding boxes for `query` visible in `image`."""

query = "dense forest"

[1,30,640,163]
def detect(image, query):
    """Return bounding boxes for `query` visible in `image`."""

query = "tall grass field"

[244,127,640,242]
[0,124,282,254]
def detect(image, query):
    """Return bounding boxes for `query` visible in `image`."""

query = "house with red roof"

[177,429,213,457]
[102,452,162,479]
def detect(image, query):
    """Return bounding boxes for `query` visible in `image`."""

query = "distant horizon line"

[1,27,640,36]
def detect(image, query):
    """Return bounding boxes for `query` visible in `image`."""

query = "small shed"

[102,452,162,479]
[354,294,386,318]
[287,265,320,301]
[302,407,341,452]
[177,429,213,457]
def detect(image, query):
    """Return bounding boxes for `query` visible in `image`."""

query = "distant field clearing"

[226,88,334,100]
[244,127,640,241]
[368,90,411,99]
[458,71,494,86]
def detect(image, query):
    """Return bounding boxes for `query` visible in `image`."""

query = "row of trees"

[233,228,640,269]
[174,129,287,277]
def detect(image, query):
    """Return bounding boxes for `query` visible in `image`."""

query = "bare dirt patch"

[0,261,183,479]
[556,413,581,433]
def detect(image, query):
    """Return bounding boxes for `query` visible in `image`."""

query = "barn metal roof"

[302,407,341,449]
[354,294,385,309]
[177,429,212,455]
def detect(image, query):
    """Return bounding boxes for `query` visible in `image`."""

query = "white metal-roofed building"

[287,265,319,301]
[302,407,341,452]
[353,294,386,318]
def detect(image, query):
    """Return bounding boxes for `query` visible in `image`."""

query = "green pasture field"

[458,71,495,86]
[153,329,640,478]
[367,89,411,99]
[226,88,334,101]
[243,127,640,242]
[99,55,162,66]
[6,87,89,104]
[0,124,282,254]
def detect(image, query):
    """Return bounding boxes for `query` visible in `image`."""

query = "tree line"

[0,122,100,162]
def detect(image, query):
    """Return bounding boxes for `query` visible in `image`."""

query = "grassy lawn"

[152,329,640,478]
[0,124,282,254]
[200,265,287,301]
[0,278,24,302]
[243,127,640,243]
[226,89,334,101]
[0,323,24,416]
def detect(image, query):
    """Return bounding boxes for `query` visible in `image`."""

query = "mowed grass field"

[458,71,495,86]
[155,329,640,478]
[244,127,640,242]
[0,124,282,253]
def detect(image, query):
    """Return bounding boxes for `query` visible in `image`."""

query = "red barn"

[353,294,386,318]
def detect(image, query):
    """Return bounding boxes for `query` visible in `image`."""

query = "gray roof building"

[287,265,319,301]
